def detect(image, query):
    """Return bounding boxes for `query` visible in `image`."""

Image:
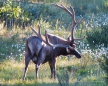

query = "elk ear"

[67,35,71,41]
[72,44,76,48]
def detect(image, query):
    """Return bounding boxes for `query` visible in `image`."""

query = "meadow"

[0,0,108,86]
[0,27,107,86]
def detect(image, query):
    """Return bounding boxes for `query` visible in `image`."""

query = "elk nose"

[79,54,82,58]
[77,54,81,58]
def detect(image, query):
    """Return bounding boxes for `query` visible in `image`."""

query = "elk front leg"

[49,61,53,78]
[52,60,57,79]
[49,59,56,79]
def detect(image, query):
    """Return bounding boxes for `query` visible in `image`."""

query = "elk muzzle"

[69,48,81,58]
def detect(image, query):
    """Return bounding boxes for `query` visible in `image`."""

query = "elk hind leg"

[35,64,39,79]
[35,52,46,79]
[23,54,31,80]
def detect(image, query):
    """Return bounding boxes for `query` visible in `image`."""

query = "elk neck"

[47,34,71,45]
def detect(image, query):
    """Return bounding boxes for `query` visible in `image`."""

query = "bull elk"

[23,4,85,80]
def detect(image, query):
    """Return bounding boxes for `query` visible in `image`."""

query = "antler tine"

[30,26,47,45]
[45,30,54,48]
[70,6,76,24]
[53,4,77,24]
[52,4,73,17]
[70,6,81,25]
[31,26,39,37]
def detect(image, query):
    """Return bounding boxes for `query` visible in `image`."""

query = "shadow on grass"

[1,82,60,86]
[1,81,106,86]
[72,81,106,86]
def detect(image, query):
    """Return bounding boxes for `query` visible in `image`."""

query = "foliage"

[57,71,69,86]
[99,53,108,85]
[86,25,108,47]
[0,29,26,60]
[68,0,108,14]
[0,0,33,29]
[0,1,22,19]
[0,0,108,30]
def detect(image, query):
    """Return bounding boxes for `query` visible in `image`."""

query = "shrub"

[86,25,108,47]
[99,54,108,85]
[57,70,69,86]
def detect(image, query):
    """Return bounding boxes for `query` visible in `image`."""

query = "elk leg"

[23,54,31,80]
[52,61,56,79]
[35,64,40,79]
[35,49,46,79]
[49,61,53,78]
[49,59,56,79]
[52,53,57,79]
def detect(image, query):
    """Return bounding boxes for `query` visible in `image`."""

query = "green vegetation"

[99,54,108,85]
[86,25,108,47]
[1,0,108,30]
[0,0,108,86]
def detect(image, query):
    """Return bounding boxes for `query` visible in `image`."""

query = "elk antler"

[30,25,74,50]
[53,4,85,45]
[30,25,47,45]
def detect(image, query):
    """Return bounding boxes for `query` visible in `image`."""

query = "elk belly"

[32,56,37,62]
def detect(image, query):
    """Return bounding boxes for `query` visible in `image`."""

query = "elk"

[23,4,85,80]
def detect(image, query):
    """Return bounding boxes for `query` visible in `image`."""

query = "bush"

[86,25,108,47]
[0,31,25,60]
[57,70,69,86]
[69,0,107,14]
[99,54,108,85]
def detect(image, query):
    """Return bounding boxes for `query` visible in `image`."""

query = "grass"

[0,26,107,86]
[0,56,106,86]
